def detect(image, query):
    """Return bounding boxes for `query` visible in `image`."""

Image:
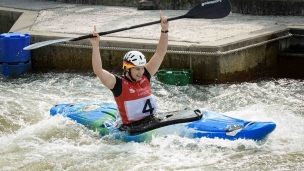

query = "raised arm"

[90,25,116,89]
[145,11,169,76]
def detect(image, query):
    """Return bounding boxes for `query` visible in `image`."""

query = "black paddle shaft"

[71,16,183,41]
[71,0,231,41]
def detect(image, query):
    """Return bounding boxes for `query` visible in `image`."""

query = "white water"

[0,73,303,170]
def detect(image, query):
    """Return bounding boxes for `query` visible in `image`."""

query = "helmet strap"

[125,68,136,82]
[128,69,137,82]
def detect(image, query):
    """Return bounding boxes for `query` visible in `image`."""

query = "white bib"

[124,95,157,121]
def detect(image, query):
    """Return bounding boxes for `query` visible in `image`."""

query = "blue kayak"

[50,102,276,142]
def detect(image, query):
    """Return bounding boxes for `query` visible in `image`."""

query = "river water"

[0,73,303,171]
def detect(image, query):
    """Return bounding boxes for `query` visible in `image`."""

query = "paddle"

[23,0,231,50]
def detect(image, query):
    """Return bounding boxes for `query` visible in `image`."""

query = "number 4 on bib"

[142,99,154,114]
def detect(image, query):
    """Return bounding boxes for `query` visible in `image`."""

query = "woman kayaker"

[89,12,169,130]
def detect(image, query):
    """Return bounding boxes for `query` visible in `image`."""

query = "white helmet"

[123,51,146,69]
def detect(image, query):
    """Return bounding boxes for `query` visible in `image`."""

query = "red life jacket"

[114,75,157,124]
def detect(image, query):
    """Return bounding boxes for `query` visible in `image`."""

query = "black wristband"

[161,30,169,33]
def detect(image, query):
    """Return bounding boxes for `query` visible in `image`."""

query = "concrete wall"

[27,27,304,84]
[50,0,202,9]
[0,10,22,33]
[50,0,304,15]
[51,0,138,7]
[277,28,304,79]
[230,0,304,16]
[1,7,304,84]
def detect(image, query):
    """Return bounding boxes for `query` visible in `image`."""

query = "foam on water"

[0,73,303,170]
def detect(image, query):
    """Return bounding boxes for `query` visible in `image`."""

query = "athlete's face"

[130,66,145,81]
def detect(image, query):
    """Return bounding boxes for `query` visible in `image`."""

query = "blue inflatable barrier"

[0,32,31,76]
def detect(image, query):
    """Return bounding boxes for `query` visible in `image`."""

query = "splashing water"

[0,73,303,170]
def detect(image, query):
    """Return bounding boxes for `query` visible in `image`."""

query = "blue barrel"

[0,32,31,63]
[0,32,31,76]
[0,61,32,77]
